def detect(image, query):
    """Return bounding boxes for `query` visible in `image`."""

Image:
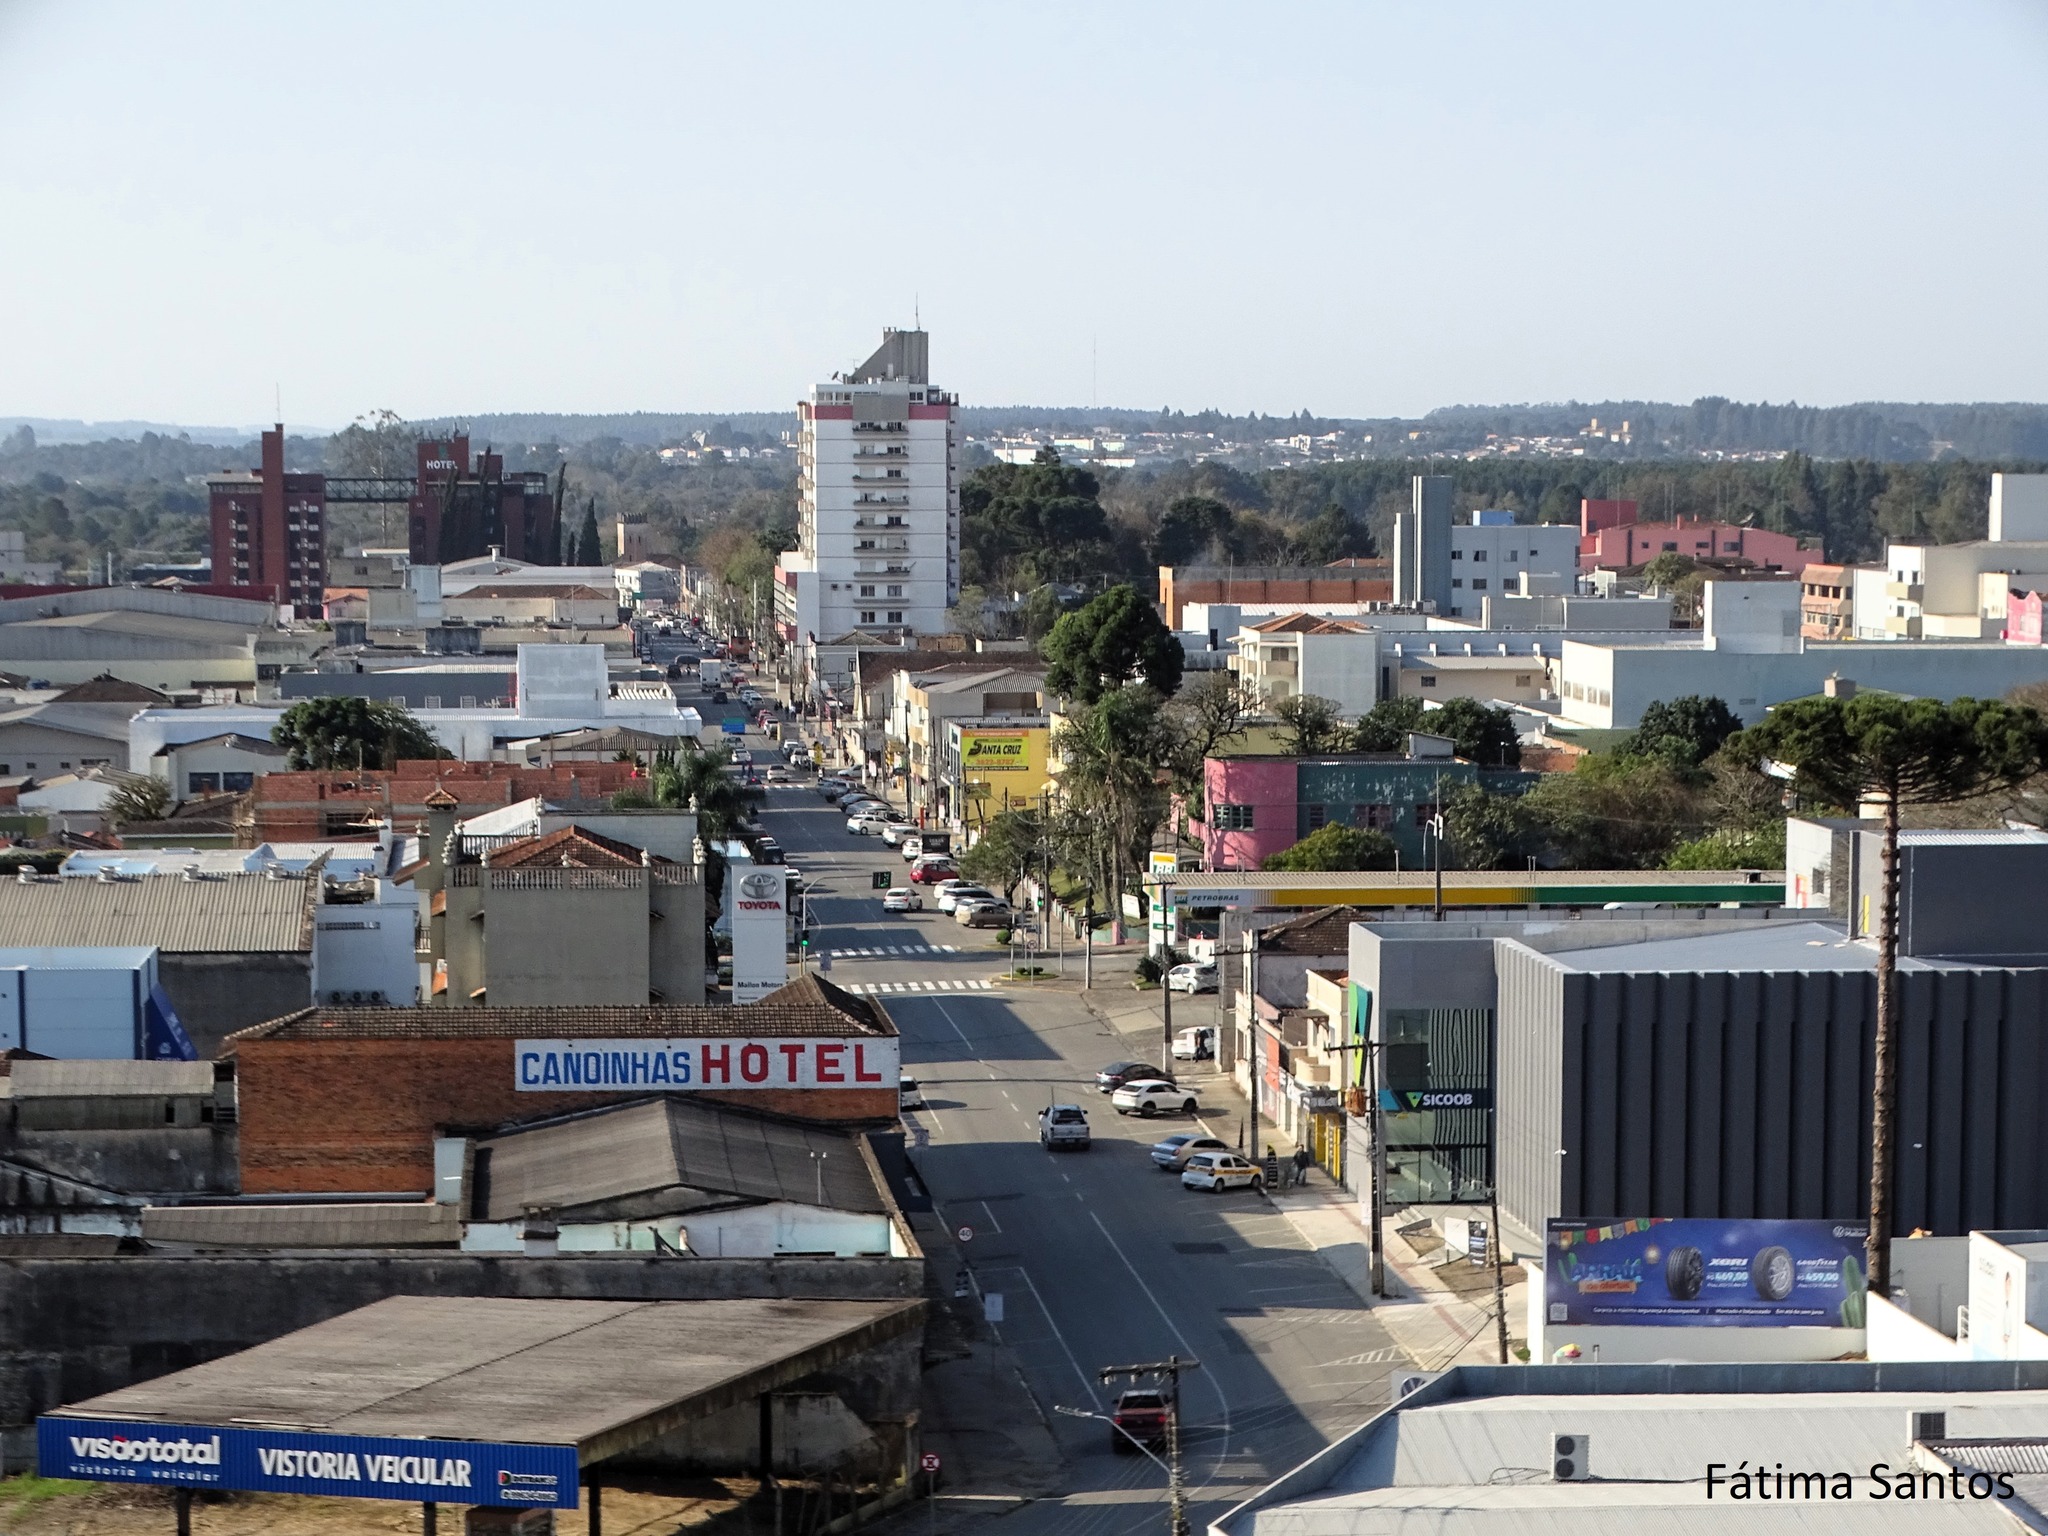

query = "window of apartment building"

[1354,803,1394,829]
[1413,802,1437,827]
[1419,674,1437,688]
[887,610,904,623]
[1451,578,1464,589]
[1515,674,1532,687]
[1472,550,1487,562]
[1305,805,1328,830]
[423,695,441,708]
[887,585,903,598]
[1508,550,1519,561]
[1662,542,1678,551]
[859,585,876,597]
[1472,579,1487,590]
[188,772,221,795]
[1450,549,1463,560]
[860,610,877,624]
[1212,803,1255,830]
[222,772,254,792]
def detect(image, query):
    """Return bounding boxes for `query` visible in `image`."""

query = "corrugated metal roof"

[10,1060,214,1097]
[228,973,892,1043]
[141,1202,457,1248]
[471,1098,885,1220]
[0,871,313,952]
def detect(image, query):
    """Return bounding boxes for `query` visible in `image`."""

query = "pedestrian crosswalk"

[826,944,959,959]
[841,979,997,996]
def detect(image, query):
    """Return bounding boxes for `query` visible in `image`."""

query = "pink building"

[1580,517,1816,575]
[1198,757,1306,871]
[2007,587,2047,645]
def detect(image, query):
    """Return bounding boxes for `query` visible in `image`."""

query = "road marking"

[1088,1211,1233,1482]
[826,944,961,959]
[844,980,994,995]
[981,1262,1098,1409]
[1312,1347,1404,1369]
[979,1199,1004,1234]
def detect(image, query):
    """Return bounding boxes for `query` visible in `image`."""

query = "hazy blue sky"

[3,2,2045,427]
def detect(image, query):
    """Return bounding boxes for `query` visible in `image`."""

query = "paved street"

[753,759,1405,1536]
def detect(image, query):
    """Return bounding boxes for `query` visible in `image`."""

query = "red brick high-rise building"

[408,435,559,566]
[207,424,327,614]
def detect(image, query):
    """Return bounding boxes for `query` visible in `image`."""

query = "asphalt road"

[755,764,1403,1536]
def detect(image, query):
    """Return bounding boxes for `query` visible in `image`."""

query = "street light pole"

[1098,1355,1200,1536]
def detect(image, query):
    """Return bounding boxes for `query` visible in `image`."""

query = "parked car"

[749,836,783,865]
[1038,1103,1091,1150]
[1096,1062,1176,1094]
[1112,1079,1199,1117]
[848,812,892,835]
[958,899,1014,928]
[788,749,813,769]
[935,884,997,915]
[881,886,921,912]
[839,798,887,819]
[909,858,958,885]
[1110,1389,1174,1453]
[1149,1133,1232,1171]
[879,821,910,846]
[1172,1026,1218,1061]
[1165,962,1219,995]
[898,1075,923,1112]
[1181,1151,1265,1193]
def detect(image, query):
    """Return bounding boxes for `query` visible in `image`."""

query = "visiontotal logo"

[69,1434,221,1465]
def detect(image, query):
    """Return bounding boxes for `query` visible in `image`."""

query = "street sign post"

[920,1453,940,1474]
[956,1225,973,1244]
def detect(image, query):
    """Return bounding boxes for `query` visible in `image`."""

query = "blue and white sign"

[1545,1217,1868,1329]
[38,1417,581,1508]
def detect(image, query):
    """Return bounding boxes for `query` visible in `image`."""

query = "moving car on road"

[881,886,922,912]
[1165,962,1219,994]
[1110,1390,1173,1453]
[898,1075,923,1112]
[1181,1151,1265,1193]
[1038,1103,1091,1150]
[1096,1062,1176,1094]
[1149,1133,1231,1171]
[1111,1079,1199,1117]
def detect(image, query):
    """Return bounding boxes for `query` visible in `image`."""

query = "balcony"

[1886,581,1924,602]
[854,446,908,458]
[1886,614,1923,638]
[852,422,907,435]
[854,493,910,506]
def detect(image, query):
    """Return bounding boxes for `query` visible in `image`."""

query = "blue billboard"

[1544,1217,1868,1328]
[38,1417,581,1508]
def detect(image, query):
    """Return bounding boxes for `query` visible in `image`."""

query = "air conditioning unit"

[1911,1411,1947,1443]
[349,991,366,1004]
[369,991,387,1006]
[1552,1432,1591,1481]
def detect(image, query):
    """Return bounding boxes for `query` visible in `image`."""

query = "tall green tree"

[1626,695,1742,772]
[575,497,603,565]
[958,808,1046,904]
[1149,495,1234,568]
[1163,670,1256,813]
[1050,684,1173,919]
[272,698,447,770]
[1737,694,2048,1297]
[1427,697,1522,767]
[1041,584,1184,704]
[959,454,1118,588]
[624,743,762,840]
[1273,692,1347,755]
[1260,823,1397,872]
[1350,696,1428,752]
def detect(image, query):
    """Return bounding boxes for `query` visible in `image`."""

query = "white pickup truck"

[1038,1103,1091,1151]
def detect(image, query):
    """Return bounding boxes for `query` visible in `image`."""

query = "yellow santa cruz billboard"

[958,728,1042,774]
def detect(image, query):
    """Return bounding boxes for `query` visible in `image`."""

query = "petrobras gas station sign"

[37,1416,581,1508]
[729,864,789,1005]
[515,1035,899,1092]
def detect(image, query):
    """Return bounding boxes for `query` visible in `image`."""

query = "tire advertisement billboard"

[1544,1217,1868,1328]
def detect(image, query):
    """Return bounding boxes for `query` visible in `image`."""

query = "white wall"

[1703,580,1802,652]
[1298,630,1380,714]
[1992,474,2048,543]
[312,888,419,1006]
[1444,523,1579,621]
[1867,1294,1966,1361]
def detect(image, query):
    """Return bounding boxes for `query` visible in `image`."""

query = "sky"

[2,1,2046,428]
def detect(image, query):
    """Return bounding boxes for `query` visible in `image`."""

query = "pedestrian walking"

[1292,1146,1312,1188]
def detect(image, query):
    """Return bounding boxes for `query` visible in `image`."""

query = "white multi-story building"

[774,328,960,665]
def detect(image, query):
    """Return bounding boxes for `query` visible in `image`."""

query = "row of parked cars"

[1030,1066,1265,1192]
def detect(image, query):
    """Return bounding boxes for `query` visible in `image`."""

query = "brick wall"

[234,1036,897,1194]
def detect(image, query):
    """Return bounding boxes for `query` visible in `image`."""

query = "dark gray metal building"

[1496,921,2048,1240]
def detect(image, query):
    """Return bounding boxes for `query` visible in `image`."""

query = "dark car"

[711,689,728,704]
[750,837,783,865]
[1096,1061,1176,1094]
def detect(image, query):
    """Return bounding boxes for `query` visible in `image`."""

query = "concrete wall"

[0,1252,921,1449]
[162,954,313,1060]
[3,1127,236,1197]
[0,721,123,774]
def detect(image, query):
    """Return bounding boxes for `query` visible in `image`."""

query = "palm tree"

[633,742,761,840]
[1051,685,1173,920]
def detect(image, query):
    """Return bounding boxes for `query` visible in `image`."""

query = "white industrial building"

[774,327,960,659]
[127,644,701,769]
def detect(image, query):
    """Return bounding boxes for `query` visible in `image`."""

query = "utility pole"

[1244,926,1259,1152]
[1430,770,1445,922]
[1489,1178,1511,1364]
[1099,1356,1200,1536]
[1083,900,1094,990]
[1160,924,1175,1076]
[1367,1039,1385,1296]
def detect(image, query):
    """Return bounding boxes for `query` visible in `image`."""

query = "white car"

[882,886,921,912]
[936,884,997,915]
[1112,1079,1199,1117]
[848,812,891,834]
[898,1074,924,1111]
[1165,962,1219,995]
[879,821,909,846]
[729,748,753,766]
[1181,1151,1266,1193]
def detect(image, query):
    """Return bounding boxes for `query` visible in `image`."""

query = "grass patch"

[0,1476,93,1512]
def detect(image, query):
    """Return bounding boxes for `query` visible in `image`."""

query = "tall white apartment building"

[774,328,960,661]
